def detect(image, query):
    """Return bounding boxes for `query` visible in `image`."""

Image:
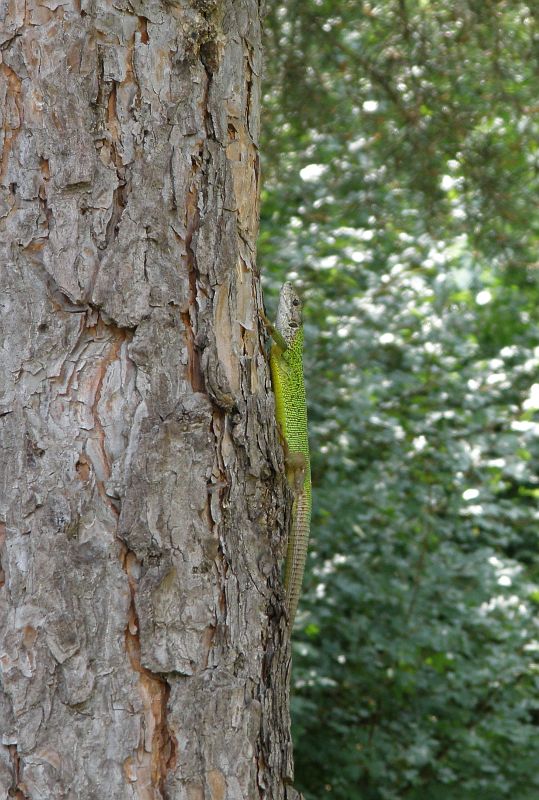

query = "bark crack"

[8,744,30,800]
[102,80,128,250]
[138,16,149,44]
[121,546,177,799]
[182,155,206,393]
[0,521,5,589]
[0,63,22,185]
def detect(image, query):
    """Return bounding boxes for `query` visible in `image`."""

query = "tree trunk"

[0,1,298,797]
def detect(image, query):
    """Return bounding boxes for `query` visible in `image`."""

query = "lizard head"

[276,282,303,345]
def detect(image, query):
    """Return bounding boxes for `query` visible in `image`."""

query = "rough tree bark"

[0,0,299,797]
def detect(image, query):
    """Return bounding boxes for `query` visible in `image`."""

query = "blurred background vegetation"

[259,2,539,798]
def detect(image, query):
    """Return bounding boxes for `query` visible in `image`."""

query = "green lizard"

[261,283,312,633]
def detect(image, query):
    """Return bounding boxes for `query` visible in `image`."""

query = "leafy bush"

[261,2,539,797]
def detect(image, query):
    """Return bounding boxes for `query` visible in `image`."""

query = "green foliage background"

[259,2,539,798]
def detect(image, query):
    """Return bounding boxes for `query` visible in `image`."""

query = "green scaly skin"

[262,283,312,633]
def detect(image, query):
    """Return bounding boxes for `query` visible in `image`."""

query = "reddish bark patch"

[121,545,177,797]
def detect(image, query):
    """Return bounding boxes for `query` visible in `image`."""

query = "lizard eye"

[289,321,299,329]
[292,298,300,306]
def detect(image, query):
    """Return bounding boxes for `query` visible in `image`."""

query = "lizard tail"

[283,490,312,630]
